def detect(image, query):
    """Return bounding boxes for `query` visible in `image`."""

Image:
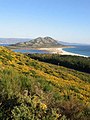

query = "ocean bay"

[63,45,90,57]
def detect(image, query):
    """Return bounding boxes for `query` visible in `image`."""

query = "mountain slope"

[0,46,90,119]
[9,37,65,48]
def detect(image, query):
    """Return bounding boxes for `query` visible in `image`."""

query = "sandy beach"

[39,47,88,57]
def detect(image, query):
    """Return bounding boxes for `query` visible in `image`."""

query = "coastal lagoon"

[0,44,49,54]
[13,49,49,54]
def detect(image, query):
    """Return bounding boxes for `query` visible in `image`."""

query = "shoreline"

[38,47,89,57]
[7,46,89,58]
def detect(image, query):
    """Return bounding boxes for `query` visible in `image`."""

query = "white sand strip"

[39,48,88,57]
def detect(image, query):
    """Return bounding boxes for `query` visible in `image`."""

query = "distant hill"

[1,38,89,46]
[9,37,65,48]
[0,38,31,44]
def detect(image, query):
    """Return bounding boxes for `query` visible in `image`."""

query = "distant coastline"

[0,43,89,57]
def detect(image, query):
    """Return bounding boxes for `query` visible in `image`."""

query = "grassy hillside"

[0,46,90,120]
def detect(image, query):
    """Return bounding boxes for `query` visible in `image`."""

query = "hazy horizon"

[0,37,90,45]
[0,0,90,44]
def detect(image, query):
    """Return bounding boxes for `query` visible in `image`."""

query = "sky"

[0,0,90,44]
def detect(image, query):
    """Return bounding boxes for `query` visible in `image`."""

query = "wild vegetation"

[0,46,90,120]
[28,54,90,74]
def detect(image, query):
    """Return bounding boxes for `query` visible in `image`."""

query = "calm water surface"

[63,45,90,57]
[13,49,49,54]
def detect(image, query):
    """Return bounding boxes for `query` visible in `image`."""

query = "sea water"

[63,45,90,57]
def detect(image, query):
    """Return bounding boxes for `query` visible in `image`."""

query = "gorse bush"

[0,46,90,119]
